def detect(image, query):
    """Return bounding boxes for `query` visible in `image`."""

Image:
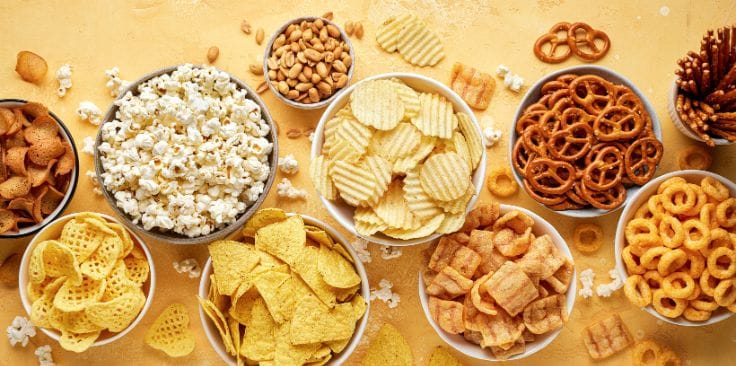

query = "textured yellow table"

[1,0,736,365]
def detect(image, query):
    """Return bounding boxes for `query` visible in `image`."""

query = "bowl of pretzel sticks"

[510,65,663,218]
[669,25,736,146]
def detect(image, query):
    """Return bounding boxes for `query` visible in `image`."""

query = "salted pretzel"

[567,22,611,61]
[512,73,662,211]
[534,22,573,63]
[624,138,664,185]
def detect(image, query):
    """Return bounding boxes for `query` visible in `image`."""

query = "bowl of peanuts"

[263,16,355,110]
[614,170,736,326]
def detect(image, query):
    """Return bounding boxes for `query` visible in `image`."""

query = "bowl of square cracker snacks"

[18,212,155,352]
[310,73,487,246]
[418,202,576,361]
[0,99,78,238]
[615,170,736,326]
[510,65,663,218]
[197,208,369,366]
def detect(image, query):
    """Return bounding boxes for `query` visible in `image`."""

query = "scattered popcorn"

[86,170,103,196]
[278,154,299,174]
[77,101,103,126]
[6,316,36,347]
[483,127,503,147]
[35,345,55,366]
[497,64,524,92]
[277,178,307,199]
[98,65,273,237]
[351,237,372,263]
[380,245,402,260]
[55,64,72,97]
[370,279,400,309]
[596,269,624,297]
[173,258,201,278]
[659,5,670,16]
[578,268,595,299]
[82,136,96,156]
[104,67,129,97]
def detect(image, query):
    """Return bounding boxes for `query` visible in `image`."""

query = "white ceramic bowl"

[198,213,370,365]
[614,170,736,326]
[263,16,356,110]
[94,64,279,245]
[667,80,732,145]
[0,99,79,238]
[18,212,156,347]
[418,204,576,361]
[310,72,488,246]
[509,65,663,218]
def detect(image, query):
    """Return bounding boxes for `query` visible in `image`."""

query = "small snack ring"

[699,203,719,230]
[657,249,688,277]
[682,219,711,251]
[713,279,736,307]
[651,289,687,318]
[662,272,696,299]
[716,198,736,228]
[658,215,684,249]
[680,184,708,217]
[683,307,712,322]
[661,183,697,215]
[681,249,706,279]
[622,245,647,275]
[699,269,721,297]
[656,349,682,366]
[690,296,719,311]
[486,167,518,198]
[641,247,670,270]
[677,145,712,170]
[572,223,603,253]
[646,195,668,220]
[625,218,659,248]
[643,271,664,289]
[706,247,736,279]
[701,176,730,202]
[624,275,652,307]
[631,339,661,366]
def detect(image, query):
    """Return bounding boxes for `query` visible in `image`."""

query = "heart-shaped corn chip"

[86,289,145,332]
[123,252,150,286]
[81,234,123,280]
[40,240,82,285]
[144,303,196,357]
[61,310,104,334]
[59,329,100,353]
[53,276,106,312]
[60,218,106,263]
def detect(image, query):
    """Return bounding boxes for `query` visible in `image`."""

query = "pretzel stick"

[717,63,736,90]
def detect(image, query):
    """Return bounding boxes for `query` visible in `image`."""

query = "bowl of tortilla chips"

[197,208,370,365]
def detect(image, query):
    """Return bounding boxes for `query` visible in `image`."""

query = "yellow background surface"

[1,0,736,365]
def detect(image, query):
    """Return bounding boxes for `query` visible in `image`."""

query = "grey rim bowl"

[667,79,732,145]
[509,65,663,218]
[94,65,279,245]
[263,16,356,110]
[0,99,79,238]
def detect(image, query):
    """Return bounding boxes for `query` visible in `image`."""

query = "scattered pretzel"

[534,22,610,63]
[514,74,662,211]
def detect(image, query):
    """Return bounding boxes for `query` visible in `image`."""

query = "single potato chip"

[350,80,405,130]
[331,160,378,207]
[384,213,445,240]
[144,303,196,357]
[370,122,422,162]
[420,152,470,202]
[456,113,483,170]
[364,155,393,204]
[376,14,419,53]
[390,79,421,118]
[374,180,421,230]
[403,169,444,221]
[310,155,338,200]
[397,19,445,67]
[412,93,456,138]
[450,62,495,110]
[360,323,413,366]
[335,116,374,156]
[393,135,436,174]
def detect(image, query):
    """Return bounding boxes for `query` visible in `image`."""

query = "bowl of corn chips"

[198,208,370,365]
[614,170,736,326]
[418,202,576,361]
[18,212,155,352]
[310,73,487,246]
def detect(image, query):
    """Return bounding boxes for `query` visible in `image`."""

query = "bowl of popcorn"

[615,170,736,326]
[418,202,576,361]
[310,73,487,246]
[197,208,370,366]
[264,16,355,109]
[95,64,278,245]
[510,65,663,218]
[0,99,79,238]
[18,212,155,352]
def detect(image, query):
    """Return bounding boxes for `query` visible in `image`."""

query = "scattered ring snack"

[678,145,713,170]
[573,223,603,253]
[513,73,663,211]
[486,167,518,198]
[423,201,574,360]
[0,102,75,234]
[621,175,736,321]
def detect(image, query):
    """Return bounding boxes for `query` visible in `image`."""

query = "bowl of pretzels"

[510,65,663,218]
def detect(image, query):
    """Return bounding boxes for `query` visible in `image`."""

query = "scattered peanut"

[322,11,334,21]
[256,80,269,94]
[240,19,252,34]
[266,18,352,104]
[249,64,264,75]
[256,27,265,45]
[354,22,364,39]
[345,21,355,36]
[286,128,314,139]
[206,46,219,63]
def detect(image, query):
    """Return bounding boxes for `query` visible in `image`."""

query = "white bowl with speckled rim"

[198,213,370,366]
[18,212,155,348]
[614,169,736,326]
[509,65,663,219]
[310,72,488,247]
[418,204,576,361]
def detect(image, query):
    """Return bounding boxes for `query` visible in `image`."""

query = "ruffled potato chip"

[376,14,419,53]
[420,152,470,202]
[374,180,421,230]
[396,18,445,67]
[351,80,405,131]
[412,93,456,138]
[310,155,337,200]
